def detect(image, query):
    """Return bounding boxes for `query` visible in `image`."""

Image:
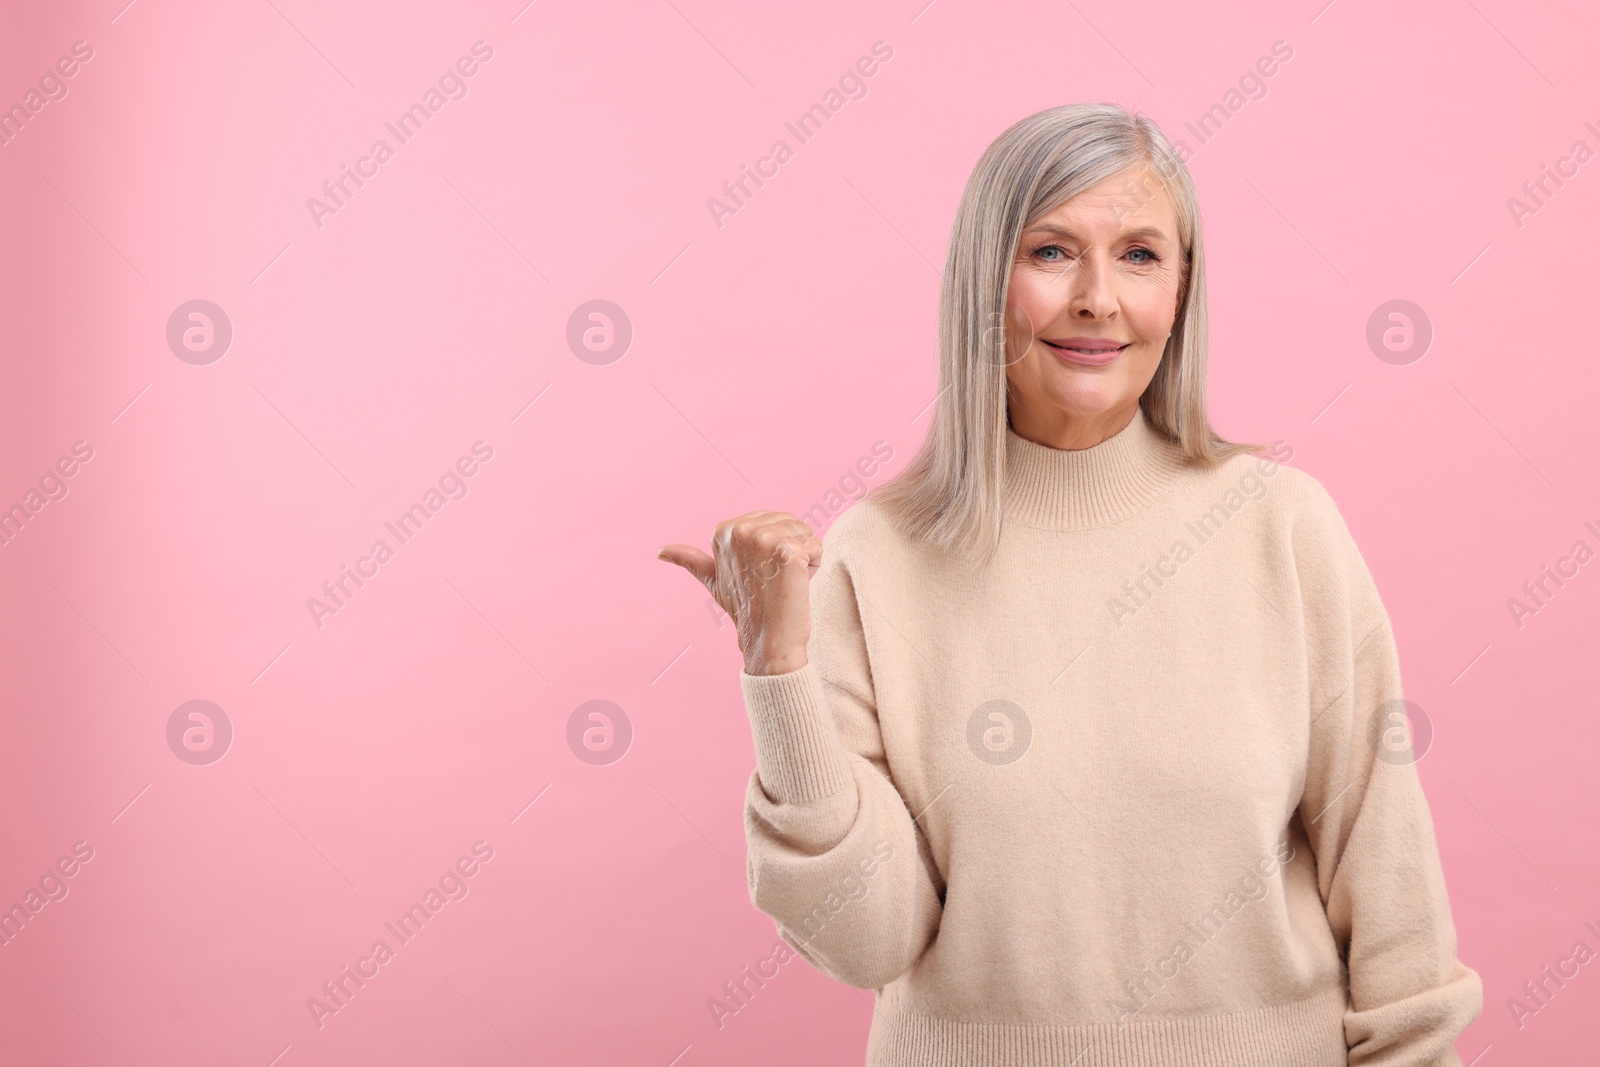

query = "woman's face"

[1002,165,1185,446]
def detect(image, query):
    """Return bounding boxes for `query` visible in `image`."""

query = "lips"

[1041,338,1130,366]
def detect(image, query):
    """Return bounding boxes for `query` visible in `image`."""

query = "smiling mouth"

[1041,339,1131,355]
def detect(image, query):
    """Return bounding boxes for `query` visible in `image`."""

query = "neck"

[1001,404,1190,531]
[1008,402,1140,451]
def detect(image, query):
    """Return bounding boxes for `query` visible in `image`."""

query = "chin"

[1045,379,1130,420]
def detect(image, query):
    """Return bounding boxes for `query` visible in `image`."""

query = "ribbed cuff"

[740,661,857,804]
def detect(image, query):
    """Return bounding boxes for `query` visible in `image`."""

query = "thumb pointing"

[657,544,717,592]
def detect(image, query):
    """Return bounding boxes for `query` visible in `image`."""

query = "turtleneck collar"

[1001,405,1191,531]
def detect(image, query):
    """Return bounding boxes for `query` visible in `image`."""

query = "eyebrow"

[1024,224,1172,243]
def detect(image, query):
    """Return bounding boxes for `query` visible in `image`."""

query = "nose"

[1067,251,1117,321]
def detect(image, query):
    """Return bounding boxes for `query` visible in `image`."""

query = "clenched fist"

[657,511,822,676]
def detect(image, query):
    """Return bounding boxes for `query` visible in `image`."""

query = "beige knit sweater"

[738,406,1482,1066]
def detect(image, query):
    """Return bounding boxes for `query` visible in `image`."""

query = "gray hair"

[869,102,1261,566]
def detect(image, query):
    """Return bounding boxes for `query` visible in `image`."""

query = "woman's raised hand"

[657,512,822,676]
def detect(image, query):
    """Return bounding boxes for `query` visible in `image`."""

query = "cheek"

[1125,281,1179,339]
[1006,269,1062,324]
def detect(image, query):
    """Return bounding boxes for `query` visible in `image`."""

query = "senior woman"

[659,103,1481,1066]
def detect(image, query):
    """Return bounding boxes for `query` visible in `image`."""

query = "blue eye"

[1032,243,1159,264]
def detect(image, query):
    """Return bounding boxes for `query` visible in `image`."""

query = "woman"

[658,103,1482,1066]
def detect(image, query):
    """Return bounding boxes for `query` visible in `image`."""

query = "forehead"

[1028,165,1178,235]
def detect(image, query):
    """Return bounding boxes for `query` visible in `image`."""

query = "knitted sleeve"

[1290,475,1483,1067]
[738,511,945,990]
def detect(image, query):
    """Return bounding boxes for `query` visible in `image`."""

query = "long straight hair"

[868,102,1260,566]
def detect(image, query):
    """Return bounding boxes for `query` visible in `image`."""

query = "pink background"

[1,0,1596,1063]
